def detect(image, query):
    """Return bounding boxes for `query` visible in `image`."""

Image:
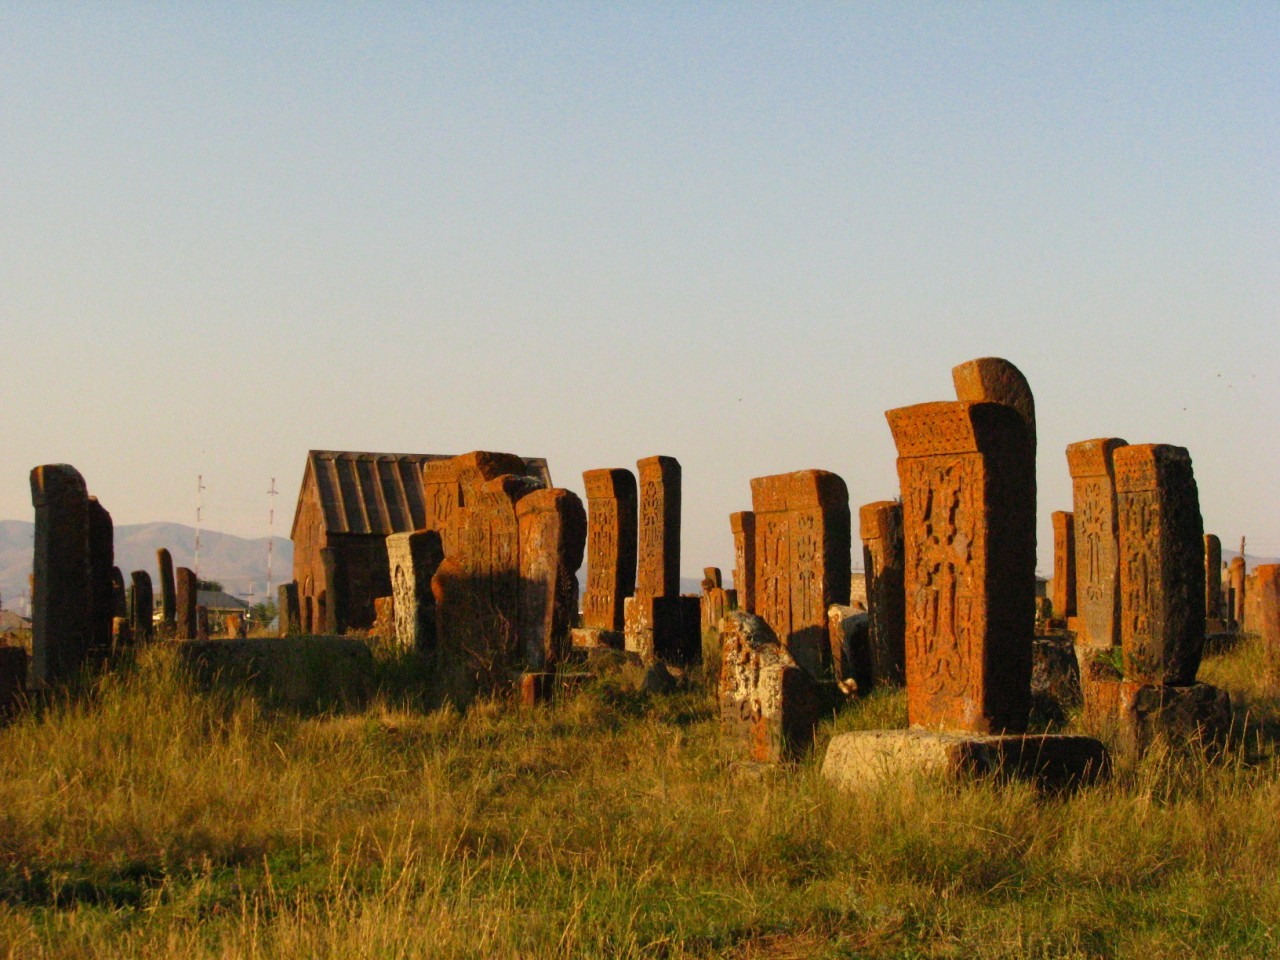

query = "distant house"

[289,450,550,633]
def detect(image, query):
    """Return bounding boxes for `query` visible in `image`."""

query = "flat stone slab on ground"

[822,729,1109,790]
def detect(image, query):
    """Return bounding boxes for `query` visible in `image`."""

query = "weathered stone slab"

[1051,511,1076,620]
[1255,565,1280,682]
[157,548,177,638]
[822,730,1108,790]
[111,567,127,618]
[581,468,637,631]
[29,464,92,686]
[635,456,681,598]
[623,594,700,665]
[111,617,131,650]
[1066,438,1127,650]
[700,567,735,634]
[386,530,444,651]
[886,400,1035,733]
[719,611,830,763]
[1081,670,1231,760]
[422,451,530,534]
[516,488,587,669]
[1114,444,1205,685]
[1031,635,1082,723]
[1204,534,1223,620]
[1229,556,1246,625]
[952,357,1037,449]
[176,568,198,639]
[730,511,756,614]
[749,470,851,679]
[371,596,395,640]
[87,498,114,661]
[569,627,623,651]
[129,571,154,643]
[859,500,905,687]
[827,603,869,690]
[277,580,300,638]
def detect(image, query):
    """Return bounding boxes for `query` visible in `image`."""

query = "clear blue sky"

[2,3,1276,577]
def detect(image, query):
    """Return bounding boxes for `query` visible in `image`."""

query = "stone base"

[1031,635,1082,722]
[623,595,701,665]
[822,730,1110,790]
[1082,679,1232,759]
[519,671,592,706]
[570,627,623,651]
[0,646,28,717]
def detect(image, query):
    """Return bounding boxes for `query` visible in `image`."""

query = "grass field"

[1,634,1277,959]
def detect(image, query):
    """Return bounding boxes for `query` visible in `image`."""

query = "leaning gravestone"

[29,464,92,686]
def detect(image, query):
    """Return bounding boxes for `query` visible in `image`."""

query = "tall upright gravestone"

[87,498,115,659]
[176,567,198,639]
[130,571,154,643]
[1050,511,1076,620]
[749,470,851,678]
[1066,438,1127,649]
[157,548,177,638]
[730,511,756,614]
[1228,556,1247,626]
[859,500,906,687]
[580,468,637,633]
[1114,444,1205,685]
[277,581,300,637]
[386,531,444,651]
[886,400,1036,733]
[1204,534,1223,621]
[516,488,587,669]
[30,465,92,685]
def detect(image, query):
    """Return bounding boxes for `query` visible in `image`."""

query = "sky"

[1,3,1276,581]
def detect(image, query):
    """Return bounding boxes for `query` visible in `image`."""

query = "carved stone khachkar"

[886,399,1036,733]
[748,470,851,679]
[730,511,756,614]
[157,548,177,638]
[624,456,698,664]
[422,451,530,537]
[580,468,637,633]
[1229,556,1247,626]
[130,571,154,643]
[386,530,444,651]
[1051,511,1076,621]
[700,567,736,634]
[30,465,92,686]
[1114,444,1206,685]
[176,567,198,639]
[516,488,586,669]
[1066,438,1128,650]
[859,500,905,688]
[1204,534,1223,621]
[719,611,828,763]
[1255,565,1280,683]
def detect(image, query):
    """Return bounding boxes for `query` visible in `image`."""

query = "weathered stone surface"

[1114,444,1205,685]
[29,464,92,686]
[1204,534,1223,619]
[1031,635,1082,723]
[157,548,177,636]
[1066,438,1127,650]
[952,357,1037,449]
[371,596,395,640]
[175,568,198,639]
[623,594,700,665]
[1255,565,1280,683]
[130,571,154,643]
[1051,511,1076,620]
[516,488,587,669]
[749,470,851,679]
[822,730,1108,790]
[701,584,734,634]
[111,567,127,618]
[703,566,722,589]
[581,468,637,631]
[386,530,444,651]
[0,646,28,716]
[635,456,681,598]
[172,636,375,713]
[827,604,869,690]
[422,451,530,535]
[85,498,114,661]
[859,500,905,687]
[1082,671,1231,759]
[886,400,1036,733]
[319,547,340,634]
[569,627,623,651]
[719,611,829,763]
[730,511,756,614]
[277,580,300,637]
[1229,556,1246,625]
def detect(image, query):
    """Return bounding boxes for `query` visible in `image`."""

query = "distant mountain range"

[0,521,290,614]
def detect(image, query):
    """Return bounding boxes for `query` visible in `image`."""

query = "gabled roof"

[197,589,251,611]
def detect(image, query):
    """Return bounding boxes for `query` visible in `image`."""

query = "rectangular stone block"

[749,470,851,679]
[1204,534,1222,620]
[636,456,681,598]
[730,511,756,614]
[177,567,199,639]
[581,468,637,631]
[887,400,1036,734]
[1081,672,1230,760]
[386,530,444,651]
[277,580,300,637]
[87,498,114,660]
[29,464,92,686]
[1051,511,1076,619]
[516,488,587,669]
[1066,438,1127,650]
[624,594,700,665]
[1255,565,1280,683]
[1114,444,1205,685]
[859,500,905,687]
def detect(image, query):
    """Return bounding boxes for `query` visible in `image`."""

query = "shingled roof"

[291,450,552,539]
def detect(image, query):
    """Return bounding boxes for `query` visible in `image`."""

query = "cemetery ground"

[1,633,1279,959]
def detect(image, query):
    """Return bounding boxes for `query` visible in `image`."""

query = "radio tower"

[266,478,278,596]
[194,475,206,580]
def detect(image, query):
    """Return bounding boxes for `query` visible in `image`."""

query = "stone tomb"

[578,467,637,644]
[749,470,851,679]
[858,500,906,688]
[1066,438,1127,649]
[386,530,444,651]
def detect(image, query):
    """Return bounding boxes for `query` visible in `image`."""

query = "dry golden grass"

[1,636,1278,958]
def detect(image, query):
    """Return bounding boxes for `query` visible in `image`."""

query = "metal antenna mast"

[195,475,206,580]
[266,477,278,596]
